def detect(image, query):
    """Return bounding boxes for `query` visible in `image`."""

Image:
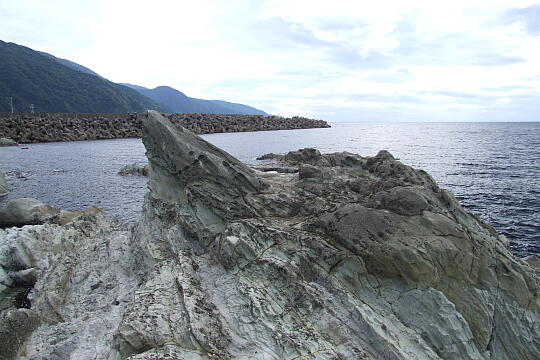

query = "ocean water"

[0,122,538,256]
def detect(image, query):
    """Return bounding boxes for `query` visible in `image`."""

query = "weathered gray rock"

[0,198,60,227]
[124,112,540,359]
[0,138,17,146]
[523,255,540,270]
[118,163,149,176]
[3,111,538,360]
[0,172,8,197]
[58,206,104,225]
[0,213,131,359]
[256,152,283,161]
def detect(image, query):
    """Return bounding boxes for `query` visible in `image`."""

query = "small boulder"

[0,173,9,197]
[58,209,83,225]
[283,148,322,165]
[0,138,18,147]
[375,150,395,161]
[0,198,60,227]
[256,153,283,161]
[59,206,104,225]
[118,163,149,176]
[522,255,540,270]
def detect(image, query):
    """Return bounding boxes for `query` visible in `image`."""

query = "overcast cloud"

[1,0,539,121]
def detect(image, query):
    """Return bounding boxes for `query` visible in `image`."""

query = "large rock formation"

[1,111,538,359]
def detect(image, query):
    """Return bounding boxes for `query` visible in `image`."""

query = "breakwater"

[0,112,330,144]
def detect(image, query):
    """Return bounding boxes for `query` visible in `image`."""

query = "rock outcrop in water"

[1,111,538,359]
[118,163,149,176]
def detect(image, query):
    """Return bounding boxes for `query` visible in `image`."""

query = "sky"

[1,0,539,122]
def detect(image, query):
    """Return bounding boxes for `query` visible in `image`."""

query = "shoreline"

[0,112,330,144]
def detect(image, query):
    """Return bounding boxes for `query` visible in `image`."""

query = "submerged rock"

[3,111,539,360]
[0,172,8,196]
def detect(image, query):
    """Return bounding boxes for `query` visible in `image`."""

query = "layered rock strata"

[0,112,330,144]
[0,111,538,360]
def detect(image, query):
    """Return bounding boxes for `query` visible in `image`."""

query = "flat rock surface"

[1,111,538,360]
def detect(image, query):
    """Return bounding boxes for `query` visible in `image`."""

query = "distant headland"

[0,112,330,144]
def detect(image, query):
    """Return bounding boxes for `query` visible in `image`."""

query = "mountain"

[122,84,267,115]
[0,39,267,115]
[0,40,168,113]
[38,51,102,78]
[208,99,268,115]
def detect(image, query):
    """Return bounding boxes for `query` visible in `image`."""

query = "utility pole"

[2,96,15,114]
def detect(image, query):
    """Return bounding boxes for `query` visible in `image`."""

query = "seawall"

[0,112,330,144]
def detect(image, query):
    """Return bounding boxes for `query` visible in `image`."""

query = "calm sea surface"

[0,122,538,256]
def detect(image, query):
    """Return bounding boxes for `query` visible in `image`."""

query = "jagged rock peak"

[141,110,267,201]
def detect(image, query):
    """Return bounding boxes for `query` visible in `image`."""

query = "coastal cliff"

[0,112,330,144]
[0,111,538,359]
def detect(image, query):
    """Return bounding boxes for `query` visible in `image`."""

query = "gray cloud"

[481,85,531,92]
[346,93,422,104]
[253,17,332,48]
[326,48,392,69]
[316,17,369,31]
[364,68,414,83]
[418,90,496,102]
[389,20,527,67]
[500,4,540,35]
[239,15,525,75]
[473,54,526,66]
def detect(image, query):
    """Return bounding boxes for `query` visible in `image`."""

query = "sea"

[0,122,538,256]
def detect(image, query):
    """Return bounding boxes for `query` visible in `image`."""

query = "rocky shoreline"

[0,112,330,144]
[0,111,538,359]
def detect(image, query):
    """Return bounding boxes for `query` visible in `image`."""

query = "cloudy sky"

[1,0,539,121]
